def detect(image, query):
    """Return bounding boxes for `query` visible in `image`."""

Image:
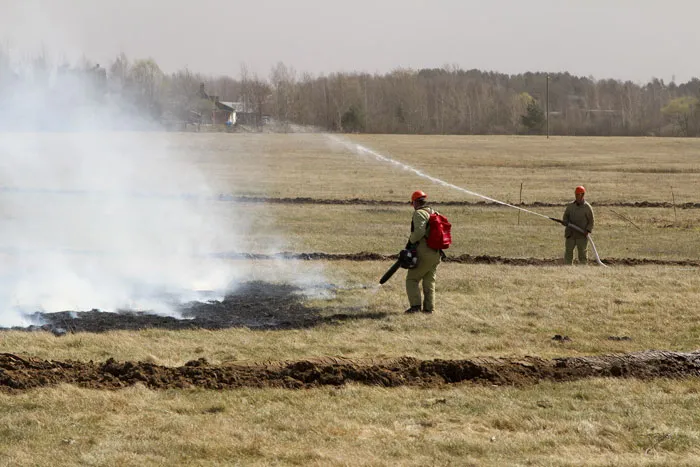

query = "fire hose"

[329,136,609,277]
[548,218,607,267]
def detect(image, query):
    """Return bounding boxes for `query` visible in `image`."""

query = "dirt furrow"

[2,351,699,392]
[219,252,700,267]
[222,196,700,209]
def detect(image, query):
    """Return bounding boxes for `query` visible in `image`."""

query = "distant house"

[216,101,245,126]
[198,83,261,126]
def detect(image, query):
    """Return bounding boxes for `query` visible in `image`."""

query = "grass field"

[1,133,700,466]
[171,133,700,203]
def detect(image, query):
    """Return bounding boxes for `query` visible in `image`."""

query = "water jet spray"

[328,135,607,267]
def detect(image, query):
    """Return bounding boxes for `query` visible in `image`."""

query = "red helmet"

[575,186,586,195]
[411,190,427,202]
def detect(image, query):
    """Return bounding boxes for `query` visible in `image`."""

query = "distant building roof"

[218,101,248,112]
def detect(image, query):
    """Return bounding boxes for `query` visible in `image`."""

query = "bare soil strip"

[219,252,700,268]
[2,350,699,392]
[223,196,700,209]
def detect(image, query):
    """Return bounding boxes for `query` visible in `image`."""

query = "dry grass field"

[172,133,700,203]
[1,133,700,466]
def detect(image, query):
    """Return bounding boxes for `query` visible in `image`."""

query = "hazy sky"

[1,0,697,83]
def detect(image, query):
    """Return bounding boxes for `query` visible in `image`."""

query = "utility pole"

[546,74,550,139]
[364,78,368,131]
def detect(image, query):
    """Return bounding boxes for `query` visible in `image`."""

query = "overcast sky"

[1,0,696,83]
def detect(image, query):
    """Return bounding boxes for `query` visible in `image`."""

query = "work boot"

[421,308,433,314]
[404,306,421,314]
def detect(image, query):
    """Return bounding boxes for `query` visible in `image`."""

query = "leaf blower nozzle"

[379,260,401,284]
[379,248,419,284]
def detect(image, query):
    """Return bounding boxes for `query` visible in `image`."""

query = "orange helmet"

[411,190,427,202]
[575,186,586,195]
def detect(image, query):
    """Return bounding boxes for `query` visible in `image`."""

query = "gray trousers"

[565,236,588,265]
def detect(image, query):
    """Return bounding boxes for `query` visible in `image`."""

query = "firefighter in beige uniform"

[405,191,442,314]
[563,185,595,265]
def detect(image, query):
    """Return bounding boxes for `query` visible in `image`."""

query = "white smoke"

[0,129,249,327]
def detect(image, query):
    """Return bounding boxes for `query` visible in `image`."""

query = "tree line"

[1,51,699,136]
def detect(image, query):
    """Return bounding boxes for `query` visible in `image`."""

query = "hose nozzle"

[549,217,567,226]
